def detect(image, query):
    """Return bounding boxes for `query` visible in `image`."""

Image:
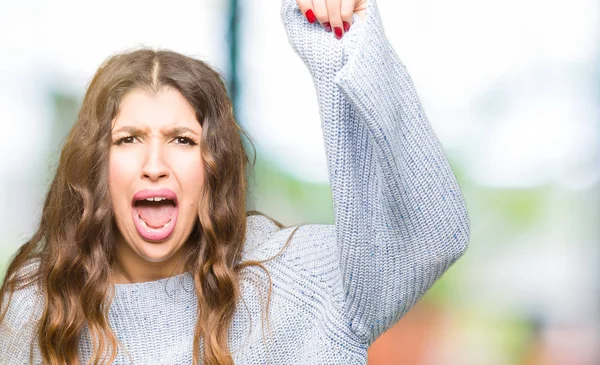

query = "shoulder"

[0,282,42,331]
[243,215,339,268]
[0,258,43,360]
[241,220,346,310]
[245,213,283,240]
[1,258,43,335]
[243,213,283,258]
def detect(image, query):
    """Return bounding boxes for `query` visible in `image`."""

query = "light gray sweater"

[0,0,470,363]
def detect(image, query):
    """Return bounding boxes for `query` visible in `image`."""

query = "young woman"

[0,0,470,364]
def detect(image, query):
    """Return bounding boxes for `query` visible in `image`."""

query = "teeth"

[144,197,168,202]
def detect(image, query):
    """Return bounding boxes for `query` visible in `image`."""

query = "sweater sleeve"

[281,0,470,346]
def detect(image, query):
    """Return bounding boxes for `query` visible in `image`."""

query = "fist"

[281,0,369,81]
[296,0,367,39]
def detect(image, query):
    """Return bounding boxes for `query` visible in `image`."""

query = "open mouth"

[131,189,179,242]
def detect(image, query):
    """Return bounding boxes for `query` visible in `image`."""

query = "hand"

[295,0,367,39]
[281,0,370,81]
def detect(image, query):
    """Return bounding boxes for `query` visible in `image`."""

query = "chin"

[133,236,181,263]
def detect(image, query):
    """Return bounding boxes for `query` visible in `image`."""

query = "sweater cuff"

[334,0,407,120]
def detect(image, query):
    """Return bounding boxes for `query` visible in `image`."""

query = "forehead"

[111,87,201,131]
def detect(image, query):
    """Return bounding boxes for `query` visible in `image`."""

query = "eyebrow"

[112,126,200,137]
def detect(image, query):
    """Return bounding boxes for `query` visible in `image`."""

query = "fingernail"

[323,22,332,32]
[305,9,316,24]
[334,27,343,39]
[343,21,351,32]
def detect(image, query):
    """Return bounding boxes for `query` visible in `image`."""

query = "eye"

[115,136,137,145]
[174,136,197,146]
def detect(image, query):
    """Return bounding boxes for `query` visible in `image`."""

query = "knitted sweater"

[0,0,470,363]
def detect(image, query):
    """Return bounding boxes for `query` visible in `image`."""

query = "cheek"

[170,153,204,202]
[108,151,138,209]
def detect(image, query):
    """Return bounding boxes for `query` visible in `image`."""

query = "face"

[109,87,203,281]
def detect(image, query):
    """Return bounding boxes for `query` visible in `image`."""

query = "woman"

[0,0,470,364]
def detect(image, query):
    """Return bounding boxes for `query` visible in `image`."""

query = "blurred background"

[0,0,598,364]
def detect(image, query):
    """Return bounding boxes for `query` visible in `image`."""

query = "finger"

[325,0,344,39]
[354,0,367,20]
[312,0,332,32]
[340,0,354,32]
[296,0,317,24]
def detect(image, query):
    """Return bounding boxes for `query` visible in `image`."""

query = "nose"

[141,139,170,181]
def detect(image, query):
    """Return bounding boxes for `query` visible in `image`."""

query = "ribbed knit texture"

[0,0,470,363]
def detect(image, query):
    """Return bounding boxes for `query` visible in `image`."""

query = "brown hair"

[0,47,301,365]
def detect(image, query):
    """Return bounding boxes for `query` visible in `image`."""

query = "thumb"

[355,0,367,20]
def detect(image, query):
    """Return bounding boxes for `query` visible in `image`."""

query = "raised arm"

[281,0,470,346]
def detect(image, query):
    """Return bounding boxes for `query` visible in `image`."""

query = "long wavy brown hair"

[0,47,301,365]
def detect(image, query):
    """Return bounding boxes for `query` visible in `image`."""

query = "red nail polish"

[305,9,316,24]
[334,27,343,39]
[343,21,351,32]
[323,22,332,32]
